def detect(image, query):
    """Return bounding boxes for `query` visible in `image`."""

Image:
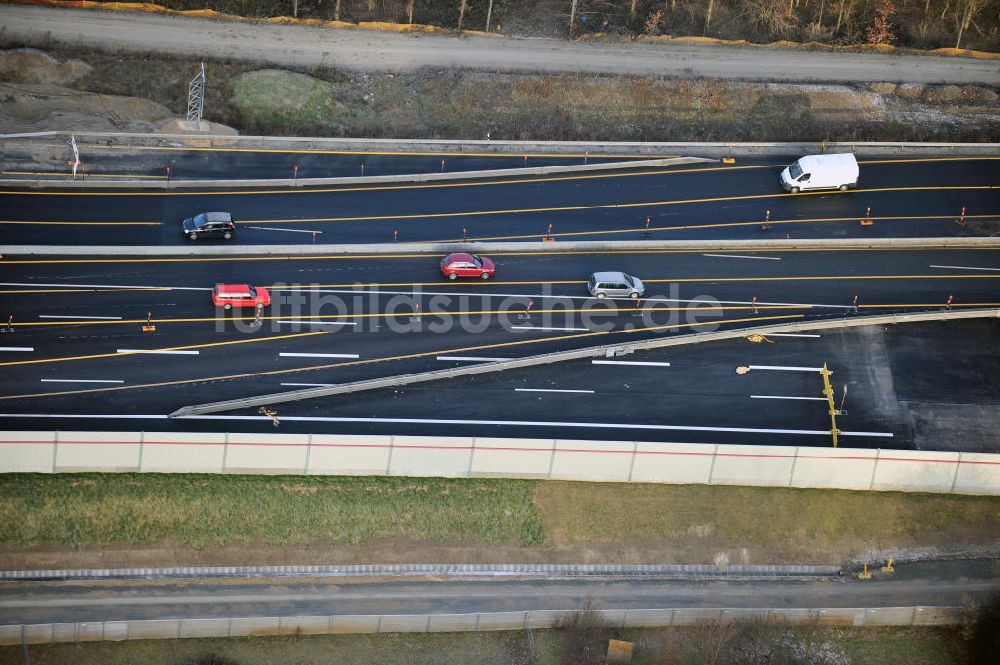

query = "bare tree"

[705,0,716,34]
[458,0,468,31]
[954,0,984,48]
[407,0,414,24]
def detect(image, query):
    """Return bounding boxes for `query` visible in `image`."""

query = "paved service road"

[2,156,998,245]
[1,247,998,449]
[4,5,1000,85]
[0,560,996,624]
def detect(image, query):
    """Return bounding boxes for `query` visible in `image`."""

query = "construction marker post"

[632,297,643,317]
[1,314,12,333]
[761,209,771,231]
[360,163,365,176]
[142,312,156,333]
[946,294,953,311]
[860,207,874,226]
[751,296,759,315]
[821,361,839,448]
[393,229,398,244]
[543,223,554,242]
[584,150,589,165]
[312,231,317,244]
[858,563,871,580]
[462,227,468,241]
[293,164,298,184]
[165,165,171,184]
[955,207,967,226]
[851,294,859,314]
[519,299,534,321]
[642,216,652,238]
[409,304,421,324]
[440,159,445,173]
[881,557,895,574]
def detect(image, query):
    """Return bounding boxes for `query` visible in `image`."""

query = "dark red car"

[440,253,496,280]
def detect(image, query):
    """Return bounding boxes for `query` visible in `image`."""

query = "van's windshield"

[788,161,803,179]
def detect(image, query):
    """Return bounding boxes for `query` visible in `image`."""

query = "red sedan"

[440,253,496,280]
[212,283,271,310]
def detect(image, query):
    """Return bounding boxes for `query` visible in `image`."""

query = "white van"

[780,153,859,193]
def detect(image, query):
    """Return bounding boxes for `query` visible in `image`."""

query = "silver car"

[587,271,645,299]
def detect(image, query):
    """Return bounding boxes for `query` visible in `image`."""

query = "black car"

[182,212,235,241]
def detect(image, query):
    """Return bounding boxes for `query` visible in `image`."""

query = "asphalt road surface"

[2,155,998,245]
[4,5,1000,85]
[1,247,998,450]
[0,559,996,624]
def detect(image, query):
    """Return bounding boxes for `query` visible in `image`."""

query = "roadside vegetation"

[2,44,997,141]
[0,624,978,665]
[90,0,1000,51]
[1,474,998,567]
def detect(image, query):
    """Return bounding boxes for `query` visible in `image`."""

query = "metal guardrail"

[170,308,1000,417]
[0,562,841,582]
[0,156,714,189]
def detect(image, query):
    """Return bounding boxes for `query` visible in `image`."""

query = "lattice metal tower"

[186,63,206,125]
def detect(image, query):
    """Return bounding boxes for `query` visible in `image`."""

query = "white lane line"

[512,325,590,332]
[280,382,336,387]
[117,349,200,355]
[767,333,821,338]
[246,226,323,234]
[0,281,209,291]
[39,315,123,320]
[276,320,358,327]
[278,352,359,359]
[0,347,33,352]
[702,253,782,261]
[0,413,894,437]
[592,360,671,367]
[515,388,595,394]
[930,264,1000,272]
[279,288,847,311]
[437,356,514,362]
[40,379,124,384]
[748,365,826,373]
[751,395,828,401]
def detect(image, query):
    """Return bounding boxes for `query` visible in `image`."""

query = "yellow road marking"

[88,144,677,159]
[0,313,803,401]
[228,186,995,225]
[0,287,171,294]
[435,213,999,242]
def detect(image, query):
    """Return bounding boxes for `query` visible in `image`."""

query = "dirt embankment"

[1,47,998,141]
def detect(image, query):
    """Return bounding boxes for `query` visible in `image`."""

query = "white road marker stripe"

[0,347,33,352]
[276,320,358,326]
[117,349,200,355]
[751,395,828,401]
[246,226,323,234]
[515,388,596,394]
[930,264,1000,272]
[279,352,359,359]
[767,333,821,338]
[748,365,826,373]
[437,356,514,362]
[39,315,123,320]
[0,282,209,291]
[0,413,894,437]
[280,382,336,387]
[591,360,671,367]
[512,325,590,332]
[702,253,782,261]
[40,379,124,384]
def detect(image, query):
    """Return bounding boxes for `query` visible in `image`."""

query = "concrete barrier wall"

[2,431,998,495]
[0,606,964,645]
